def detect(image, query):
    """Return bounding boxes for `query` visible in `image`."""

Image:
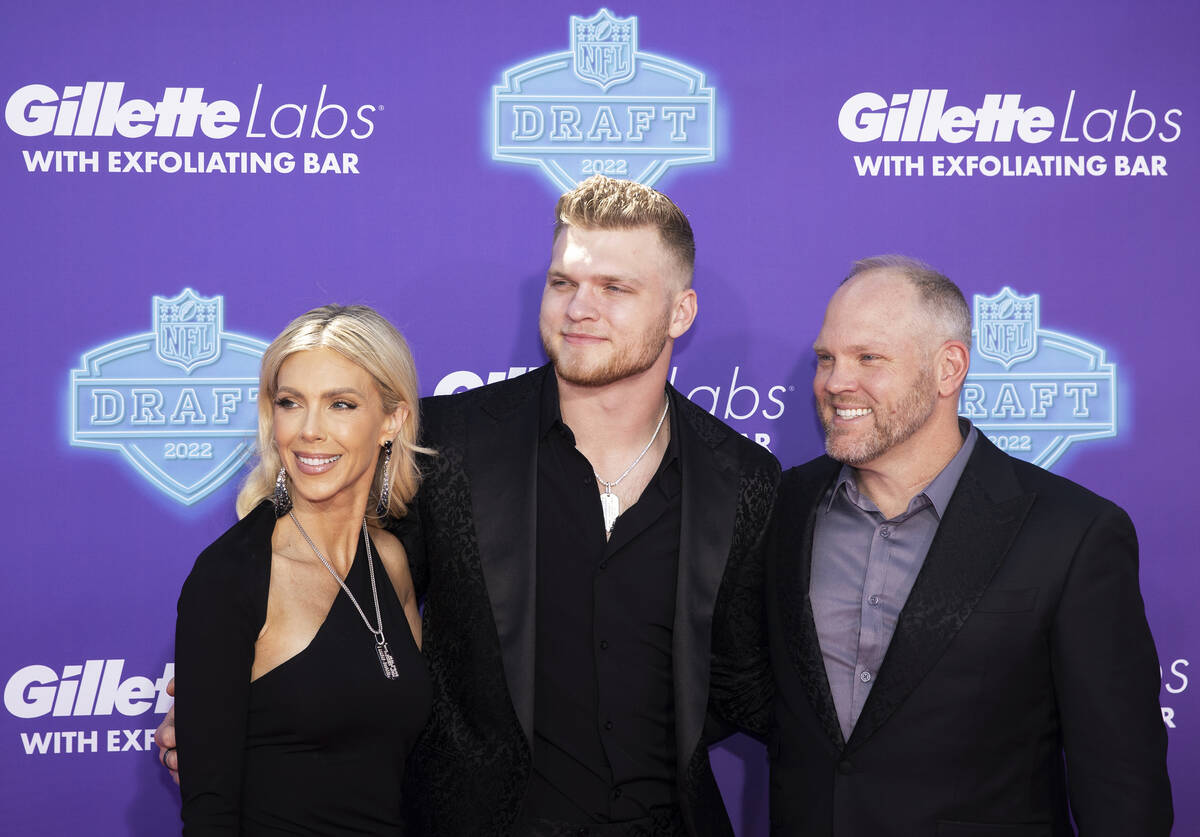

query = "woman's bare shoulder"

[367,524,414,597]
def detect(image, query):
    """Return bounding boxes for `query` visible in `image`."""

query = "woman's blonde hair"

[235,304,429,521]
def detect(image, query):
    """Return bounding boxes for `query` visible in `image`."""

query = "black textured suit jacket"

[765,434,1172,837]
[400,365,779,836]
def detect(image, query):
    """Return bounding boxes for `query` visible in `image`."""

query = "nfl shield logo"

[571,9,637,90]
[974,287,1039,369]
[153,288,222,373]
[71,289,266,506]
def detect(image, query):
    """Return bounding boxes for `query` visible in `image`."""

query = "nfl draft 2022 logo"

[960,288,1117,469]
[491,8,716,190]
[69,290,265,505]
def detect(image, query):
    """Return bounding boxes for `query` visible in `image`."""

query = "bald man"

[764,256,1171,836]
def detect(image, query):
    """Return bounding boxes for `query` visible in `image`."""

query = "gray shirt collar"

[826,419,979,520]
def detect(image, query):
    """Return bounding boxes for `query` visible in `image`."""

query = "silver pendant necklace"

[288,511,399,679]
[593,396,670,536]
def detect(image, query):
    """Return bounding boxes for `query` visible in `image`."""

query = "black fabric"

[764,437,1172,836]
[515,805,686,837]
[398,365,781,837]
[176,501,432,836]
[524,383,681,820]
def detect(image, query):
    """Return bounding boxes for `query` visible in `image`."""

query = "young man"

[765,256,1171,835]
[404,176,777,837]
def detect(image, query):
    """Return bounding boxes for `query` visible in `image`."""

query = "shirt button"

[879,526,891,538]
[599,640,609,650]
[859,670,872,683]
[867,594,880,607]
[612,788,623,800]
[604,720,614,730]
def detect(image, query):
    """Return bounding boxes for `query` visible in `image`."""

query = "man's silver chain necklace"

[593,396,670,536]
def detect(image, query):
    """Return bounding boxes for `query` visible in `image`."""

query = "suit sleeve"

[175,548,260,836]
[708,456,779,741]
[1050,504,1173,836]
[403,398,444,602]
[386,510,427,599]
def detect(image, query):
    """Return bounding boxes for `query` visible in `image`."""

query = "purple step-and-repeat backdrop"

[1,2,1195,833]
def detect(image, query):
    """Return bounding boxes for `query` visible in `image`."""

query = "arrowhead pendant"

[600,490,620,535]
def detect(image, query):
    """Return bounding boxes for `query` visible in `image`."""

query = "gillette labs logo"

[839,90,1181,144]
[5,660,173,719]
[5,82,376,140]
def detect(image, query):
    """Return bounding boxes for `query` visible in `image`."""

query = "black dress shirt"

[521,381,682,822]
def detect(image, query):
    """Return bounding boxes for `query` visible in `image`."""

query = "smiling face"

[812,270,942,468]
[272,347,404,513]
[539,224,695,388]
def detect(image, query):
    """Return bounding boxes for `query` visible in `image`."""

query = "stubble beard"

[821,364,939,466]
[541,316,671,388]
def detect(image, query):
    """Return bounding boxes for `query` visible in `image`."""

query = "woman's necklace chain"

[288,511,399,679]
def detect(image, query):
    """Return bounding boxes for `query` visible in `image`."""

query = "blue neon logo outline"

[963,288,1117,470]
[68,292,267,506]
[570,9,637,91]
[974,286,1040,369]
[491,10,716,191]
[152,288,223,374]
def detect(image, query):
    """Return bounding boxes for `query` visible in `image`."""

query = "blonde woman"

[175,305,430,835]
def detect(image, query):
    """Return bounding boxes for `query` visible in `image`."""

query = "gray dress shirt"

[810,424,978,740]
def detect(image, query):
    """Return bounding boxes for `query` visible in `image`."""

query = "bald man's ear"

[937,340,971,397]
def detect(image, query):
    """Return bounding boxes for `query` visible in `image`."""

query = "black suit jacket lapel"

[778,459,845,750]
[847,436,1035,751]
[671,388,739,770]
[466,365,545,744]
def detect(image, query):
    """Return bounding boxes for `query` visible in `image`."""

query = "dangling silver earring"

[376,440,393,516]
[273,466,292,515]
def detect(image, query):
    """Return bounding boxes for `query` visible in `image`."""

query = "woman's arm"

[175,545,260,835]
